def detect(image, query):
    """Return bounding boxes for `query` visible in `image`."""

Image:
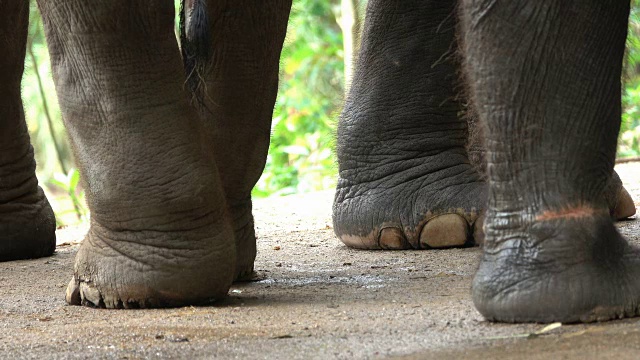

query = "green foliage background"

[621,1,640,157]
[253,1,344,197]
[21,1,640,226]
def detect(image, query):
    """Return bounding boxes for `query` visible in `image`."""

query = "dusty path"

[1,164,639,359]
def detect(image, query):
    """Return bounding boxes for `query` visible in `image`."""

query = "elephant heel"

[0,186,56,261]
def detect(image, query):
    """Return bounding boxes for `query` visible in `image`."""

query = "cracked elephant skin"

[0,0,638,323]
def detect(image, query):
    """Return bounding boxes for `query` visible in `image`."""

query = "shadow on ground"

[1,164,639,359]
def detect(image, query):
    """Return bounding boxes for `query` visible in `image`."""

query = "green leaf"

[69,168,80,190]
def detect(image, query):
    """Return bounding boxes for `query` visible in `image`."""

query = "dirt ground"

[1,164,639,360]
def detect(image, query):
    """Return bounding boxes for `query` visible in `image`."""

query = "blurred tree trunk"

[336,0,364,93]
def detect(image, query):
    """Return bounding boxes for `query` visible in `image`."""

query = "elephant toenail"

[378,227,409,249]
[65,277,81,305]
[614,186,636,220]
[79,281,103,308]
[420,214,468,249]
[473,215,485,246]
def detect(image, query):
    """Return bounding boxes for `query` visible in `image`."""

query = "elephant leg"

[37,0,236,308]
[468,114,636,220]
[333,0,487,250]
[0,0,56,261]
[182,0,291,280]
[461,1,640,322]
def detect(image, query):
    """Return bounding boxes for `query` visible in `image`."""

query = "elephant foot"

[474,212,640,323]
[333,163,487,250]
[65,216,236,309]
[0,186,56,261]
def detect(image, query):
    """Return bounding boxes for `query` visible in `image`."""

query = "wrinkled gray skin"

[0,0,638,323]
[0,1,56,261]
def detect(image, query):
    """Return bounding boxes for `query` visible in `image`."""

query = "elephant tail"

[179,0,211,106]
